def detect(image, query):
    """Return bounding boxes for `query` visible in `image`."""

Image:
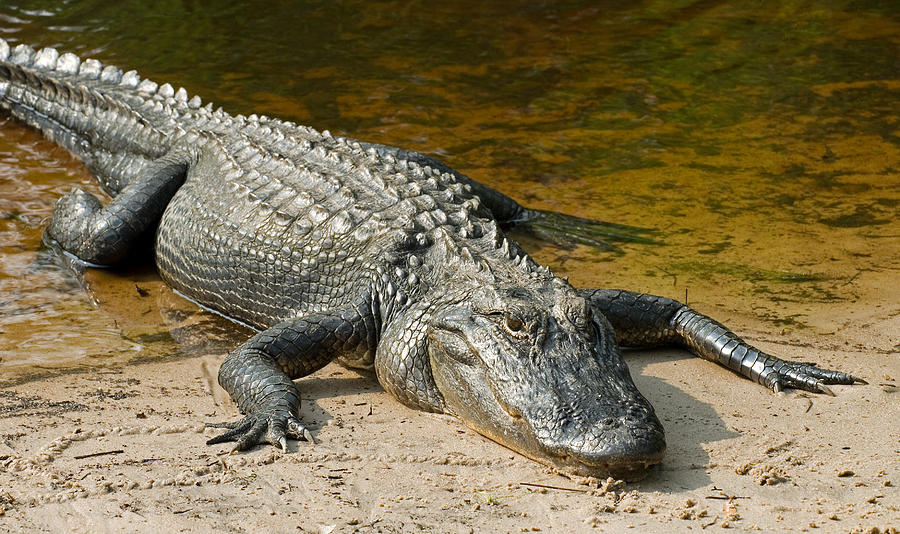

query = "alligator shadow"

[292,368,382,436]
[624,348,739,492]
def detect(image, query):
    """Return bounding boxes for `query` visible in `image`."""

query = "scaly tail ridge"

[0,38,209,194]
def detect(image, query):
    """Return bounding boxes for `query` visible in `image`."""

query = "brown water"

[1,1,898,380]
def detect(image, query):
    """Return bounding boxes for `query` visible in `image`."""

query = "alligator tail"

[0,38,208,194]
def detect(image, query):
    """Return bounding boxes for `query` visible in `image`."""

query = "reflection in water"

[0,1,898,376]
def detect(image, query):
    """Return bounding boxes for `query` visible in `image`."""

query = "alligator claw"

[206,411,312,452]
[286,418,316,444]
[766,360,862,396]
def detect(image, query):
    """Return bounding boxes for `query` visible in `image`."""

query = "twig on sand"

[74,449,124,460]
[519,481,589,493]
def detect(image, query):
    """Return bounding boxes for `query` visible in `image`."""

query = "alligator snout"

[518,390,667,480]
[544,421,666,480]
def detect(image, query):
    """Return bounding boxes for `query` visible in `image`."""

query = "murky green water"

[1,1,898,378]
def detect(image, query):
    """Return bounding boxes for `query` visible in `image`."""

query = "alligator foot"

[206,410,314,453]
[767,361,867,396]
[512,208,662,252]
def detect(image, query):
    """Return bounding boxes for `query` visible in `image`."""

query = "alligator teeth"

[174,87,188,102]
[56,52,80,74]
[0,38,9,61]
[100,65,122,83]
[120,70,140,88]
[33,47,59,70]
[11,44,36,66]
[188,95,202,109]
[79,58,102,79]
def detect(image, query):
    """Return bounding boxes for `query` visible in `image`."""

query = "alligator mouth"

[516,407,667,481]
[486,387,667,480]
[547,446,666,481]
[486,385,665,480]
[469,404,666,481]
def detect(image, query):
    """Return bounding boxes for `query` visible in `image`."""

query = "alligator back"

[0,39,502,331]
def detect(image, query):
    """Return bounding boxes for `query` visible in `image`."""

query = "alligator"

[0,39,863,479]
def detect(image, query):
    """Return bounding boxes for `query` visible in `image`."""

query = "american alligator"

[0,40,863,479]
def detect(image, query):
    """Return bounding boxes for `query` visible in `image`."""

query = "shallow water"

[1,1,898,378]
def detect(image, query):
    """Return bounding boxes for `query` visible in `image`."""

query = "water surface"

[1,1,898,378]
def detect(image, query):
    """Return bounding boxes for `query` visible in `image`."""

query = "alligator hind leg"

[208,299,378,452]
[46,156,189,265]
[579,288,865,394]
[351,140,659,250]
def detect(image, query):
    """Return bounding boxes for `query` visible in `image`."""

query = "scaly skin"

[0,39,864,479]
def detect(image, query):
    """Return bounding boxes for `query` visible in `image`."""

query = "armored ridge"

[0,38,863,479]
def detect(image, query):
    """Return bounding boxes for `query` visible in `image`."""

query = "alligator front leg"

[46,154,189,265]
[579,289,864,395]
[208,300,378,452]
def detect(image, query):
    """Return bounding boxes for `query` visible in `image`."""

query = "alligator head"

[427,279,665,479]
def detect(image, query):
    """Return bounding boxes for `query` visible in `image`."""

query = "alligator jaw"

[543,443,666,481]
[473,420,666,481]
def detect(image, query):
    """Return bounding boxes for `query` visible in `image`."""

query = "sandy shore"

[1,279,896,533]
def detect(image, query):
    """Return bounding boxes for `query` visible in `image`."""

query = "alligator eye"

[504,313,527,337]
